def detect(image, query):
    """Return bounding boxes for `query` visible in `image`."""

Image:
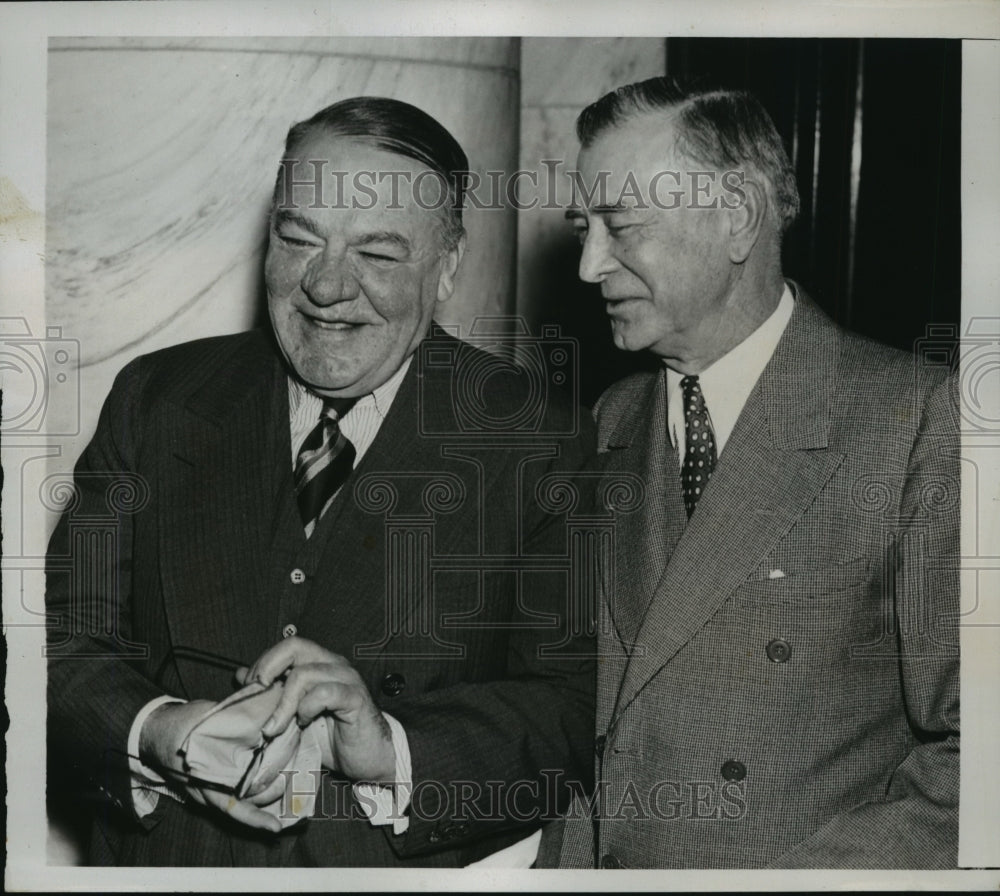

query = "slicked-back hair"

[577,77,800,233]
[279,96,469,250]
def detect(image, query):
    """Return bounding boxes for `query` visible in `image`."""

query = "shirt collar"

[665,283,795,455]
[288,353,413,421]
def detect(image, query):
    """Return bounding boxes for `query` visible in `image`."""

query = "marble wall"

[517,38,665,403]
[46,36,520,482]
[517,38,665,329]
[46,36,665,477]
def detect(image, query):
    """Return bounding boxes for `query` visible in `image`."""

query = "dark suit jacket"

[549,290,960,869]
[46,327,596,866]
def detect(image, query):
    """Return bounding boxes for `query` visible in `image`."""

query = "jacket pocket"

[735,556,872,602]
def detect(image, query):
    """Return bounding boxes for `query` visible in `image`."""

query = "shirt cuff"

[127,694,187,817]
[465,829,542,868]
[352,712,411,835]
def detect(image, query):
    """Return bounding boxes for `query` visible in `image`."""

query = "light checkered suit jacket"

[545,287,960,869]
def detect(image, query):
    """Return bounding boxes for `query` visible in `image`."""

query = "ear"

[436,232,466,304]
[727,177,768,264]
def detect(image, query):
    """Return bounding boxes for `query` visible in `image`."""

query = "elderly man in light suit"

[547,77,959,869]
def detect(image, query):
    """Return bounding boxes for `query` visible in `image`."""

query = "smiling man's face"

[265,133,462,398]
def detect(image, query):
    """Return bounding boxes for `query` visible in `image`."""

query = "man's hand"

[237,637,396,784]
[138,699,285,832]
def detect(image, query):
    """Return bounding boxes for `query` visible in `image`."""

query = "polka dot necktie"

[294,397,357,537]
[680,375,717,518]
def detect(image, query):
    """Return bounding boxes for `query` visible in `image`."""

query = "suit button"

[766,638,791,663]
[282,623,298,638]
[442,820,469,838]
[601,853,623,869]
[381,672,406,697]
[290,568,306,584]
[721,759,746,781]
[595,734,607,758]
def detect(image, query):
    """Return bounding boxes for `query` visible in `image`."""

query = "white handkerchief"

[258,720,324,827]
[180,681,324,828]
[181,681,299,795]
[768,568,786,579]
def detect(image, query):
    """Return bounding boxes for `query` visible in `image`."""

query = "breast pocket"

[735,556,873,603]
[727,555,885,668]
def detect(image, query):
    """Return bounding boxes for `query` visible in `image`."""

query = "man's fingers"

[247,636,337,687]
[261,665,351,737]
[298,681,365,728]
[299,686,394,782]
[260,669,309,737]
[186,785,283,832]
[244,645,291,688]
[225,797,283,833]
[246,773,289,807]
[203,788,283,833]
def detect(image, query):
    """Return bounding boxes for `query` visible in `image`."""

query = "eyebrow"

[274,209,323,238]
[564,204,630,220]
[273,213,412,254]
[355,231,412,254]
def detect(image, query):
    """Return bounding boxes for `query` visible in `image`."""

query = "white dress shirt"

[665,285,795,462]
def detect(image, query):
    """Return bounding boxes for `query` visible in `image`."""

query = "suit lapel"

[297,334,484,665]
[158,333,287,692]
[611,295,847,720]
[600,370,685,651]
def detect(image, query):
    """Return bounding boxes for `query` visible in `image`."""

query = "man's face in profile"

[572,113,734,364]
[265,132,461,398]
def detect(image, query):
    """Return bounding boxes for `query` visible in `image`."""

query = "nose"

[578,224,619,284]
[300,245,360,307]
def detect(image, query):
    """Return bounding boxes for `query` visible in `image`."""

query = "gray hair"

[577,77,800,232]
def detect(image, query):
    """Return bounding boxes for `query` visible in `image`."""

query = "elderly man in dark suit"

[549,77,960,869]
[47,97,595,867]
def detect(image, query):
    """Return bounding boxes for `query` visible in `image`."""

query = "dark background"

[542,39,962,406]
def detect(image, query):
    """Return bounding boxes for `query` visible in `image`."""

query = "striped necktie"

[680,374,717,518]
[294,397,357,537]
